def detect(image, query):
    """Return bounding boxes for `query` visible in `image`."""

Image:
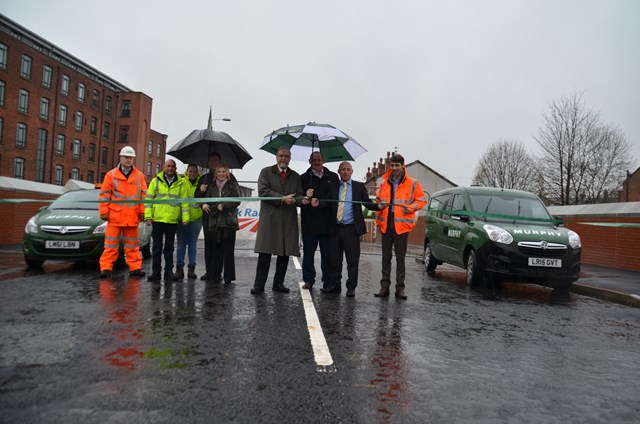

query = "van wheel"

[466,250,484,287]
[424,242,437,273]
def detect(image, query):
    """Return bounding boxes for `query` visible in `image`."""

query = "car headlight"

[567,230,581,249]
[25,216,38,234]
[93,221,107,235]
[483,224,513,245]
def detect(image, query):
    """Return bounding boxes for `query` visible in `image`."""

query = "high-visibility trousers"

[99,224,142,271]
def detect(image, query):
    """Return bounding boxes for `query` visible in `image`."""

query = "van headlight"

[567,230,581,249]
[25,216,38,234]
[93,221,107,235]
[483,224,513,245]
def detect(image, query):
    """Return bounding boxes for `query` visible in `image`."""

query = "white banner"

[237,201,261,240]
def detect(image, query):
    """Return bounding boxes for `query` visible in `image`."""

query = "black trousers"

[331,224,361,290]
[151,221,177,275]
[254,253,289,289]
[380,228,408,289]
[206,229,237,282]
[202,217,236,279]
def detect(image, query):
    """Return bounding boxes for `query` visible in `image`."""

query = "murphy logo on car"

[423,186,581,292]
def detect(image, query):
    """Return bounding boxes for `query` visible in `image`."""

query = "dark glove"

[139,213,145,222]
[100,213,109,221]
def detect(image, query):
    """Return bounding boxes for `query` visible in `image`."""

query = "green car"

[23,189,151,268]
[423,186,581,292]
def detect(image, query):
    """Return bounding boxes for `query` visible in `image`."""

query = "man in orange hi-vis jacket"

[374,153,427,300]
[98,146,148,279]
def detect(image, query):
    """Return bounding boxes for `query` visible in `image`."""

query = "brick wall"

[0,189,56,244]
[563,217,640,271]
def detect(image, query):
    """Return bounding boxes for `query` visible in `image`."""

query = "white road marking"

[299,282,334,368]
[292,256,301,269]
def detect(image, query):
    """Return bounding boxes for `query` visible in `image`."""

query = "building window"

[74,111,83,131]
[101,147,108,165]
[103,121,110,139]
[20,55,32,79]
[0,117,3,144]
[148,140,153,155]
[105,96,112,113]
[0,80,5,106]
[16,123,27,148]
[118,125,129,143]
[59,104,68,126]
[36,129,47,182]
[155,163,160,174]
[157,143,161,157]
[40,97,50,120]
[56,134,65,155]
[14,158,25,179]
[92,90,99,108]
[147,161,152,176]
[73,139,81,159]
[0,43,7,70]
[121,100,131,117]
[42,65,52,88]
[77,83,86,102]
[88,143,96,162]
[71,167,80,180]
[61,75,70,96]
[87,170,94,184]
[18,89,30,114]
[55,165,63,185]
[90,116,97,135]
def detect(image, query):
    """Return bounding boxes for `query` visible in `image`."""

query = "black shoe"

[250,287,264,294]
[129,269,145,277]
[164,272,175,281]
[99,270,112,279]
[321,286,341,294]
[200,273,209,281]
[272,285,290,293]
[147,273,161,282]
[224,280,233,284]
[346,289,356,297]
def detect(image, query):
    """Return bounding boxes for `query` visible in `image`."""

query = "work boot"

[164,270,175,281]
[174,265,184,280]
[187,264,197,279]
[374,287,390,298]
[395,288,407,300]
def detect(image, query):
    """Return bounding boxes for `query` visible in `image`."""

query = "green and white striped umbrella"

[260,122,367,162]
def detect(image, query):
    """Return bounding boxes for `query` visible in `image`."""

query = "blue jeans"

[302,234,332,288]
[176,220,203,266]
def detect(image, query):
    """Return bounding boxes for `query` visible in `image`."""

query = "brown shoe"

[374,287,390,298]
[302,283,313,290]
[395,289,407,300]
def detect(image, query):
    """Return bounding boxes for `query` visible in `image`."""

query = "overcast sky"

[3,0,639,188]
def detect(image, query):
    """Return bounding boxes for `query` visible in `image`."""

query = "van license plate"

[45,240,80,249]
[528,257,561,268]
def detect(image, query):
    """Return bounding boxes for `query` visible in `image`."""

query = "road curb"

[571,283,640,308]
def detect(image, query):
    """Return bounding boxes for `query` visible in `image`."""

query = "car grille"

[40,225,92,235]
[517,241,567,258]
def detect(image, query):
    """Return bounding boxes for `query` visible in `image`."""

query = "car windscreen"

[468,194,551,222]
[50,190,99,210]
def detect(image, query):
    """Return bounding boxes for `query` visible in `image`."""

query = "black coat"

[300,166,339,235]
[329,180,379,236]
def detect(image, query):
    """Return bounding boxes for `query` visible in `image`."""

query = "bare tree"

[472,139,538,191]
[534,91,635,205]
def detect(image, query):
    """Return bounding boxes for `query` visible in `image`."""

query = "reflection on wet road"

[1,245,639,423]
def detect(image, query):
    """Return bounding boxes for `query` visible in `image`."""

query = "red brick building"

[0,14,166,186]
[619,167,640,202]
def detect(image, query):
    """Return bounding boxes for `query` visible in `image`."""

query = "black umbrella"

[167,129,252,169]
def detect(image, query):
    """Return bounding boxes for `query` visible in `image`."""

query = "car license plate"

[45,240,80,249]
[528,257,562,268]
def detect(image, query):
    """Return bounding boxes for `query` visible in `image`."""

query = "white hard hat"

[120,146,136,157]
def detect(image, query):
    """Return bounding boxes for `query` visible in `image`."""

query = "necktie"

[280,170,286,181]
[336,182,347,222]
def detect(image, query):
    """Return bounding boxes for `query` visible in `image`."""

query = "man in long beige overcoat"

[251,147,308,294]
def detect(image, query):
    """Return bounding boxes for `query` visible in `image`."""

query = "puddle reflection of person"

[99,278,143,370]
[370,312,409,420]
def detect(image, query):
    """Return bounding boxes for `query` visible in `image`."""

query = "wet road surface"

[1,242,640,423]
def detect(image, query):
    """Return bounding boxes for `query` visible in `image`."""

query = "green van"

[423,186,581,291]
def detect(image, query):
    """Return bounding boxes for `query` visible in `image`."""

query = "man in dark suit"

[323,161,384,297]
